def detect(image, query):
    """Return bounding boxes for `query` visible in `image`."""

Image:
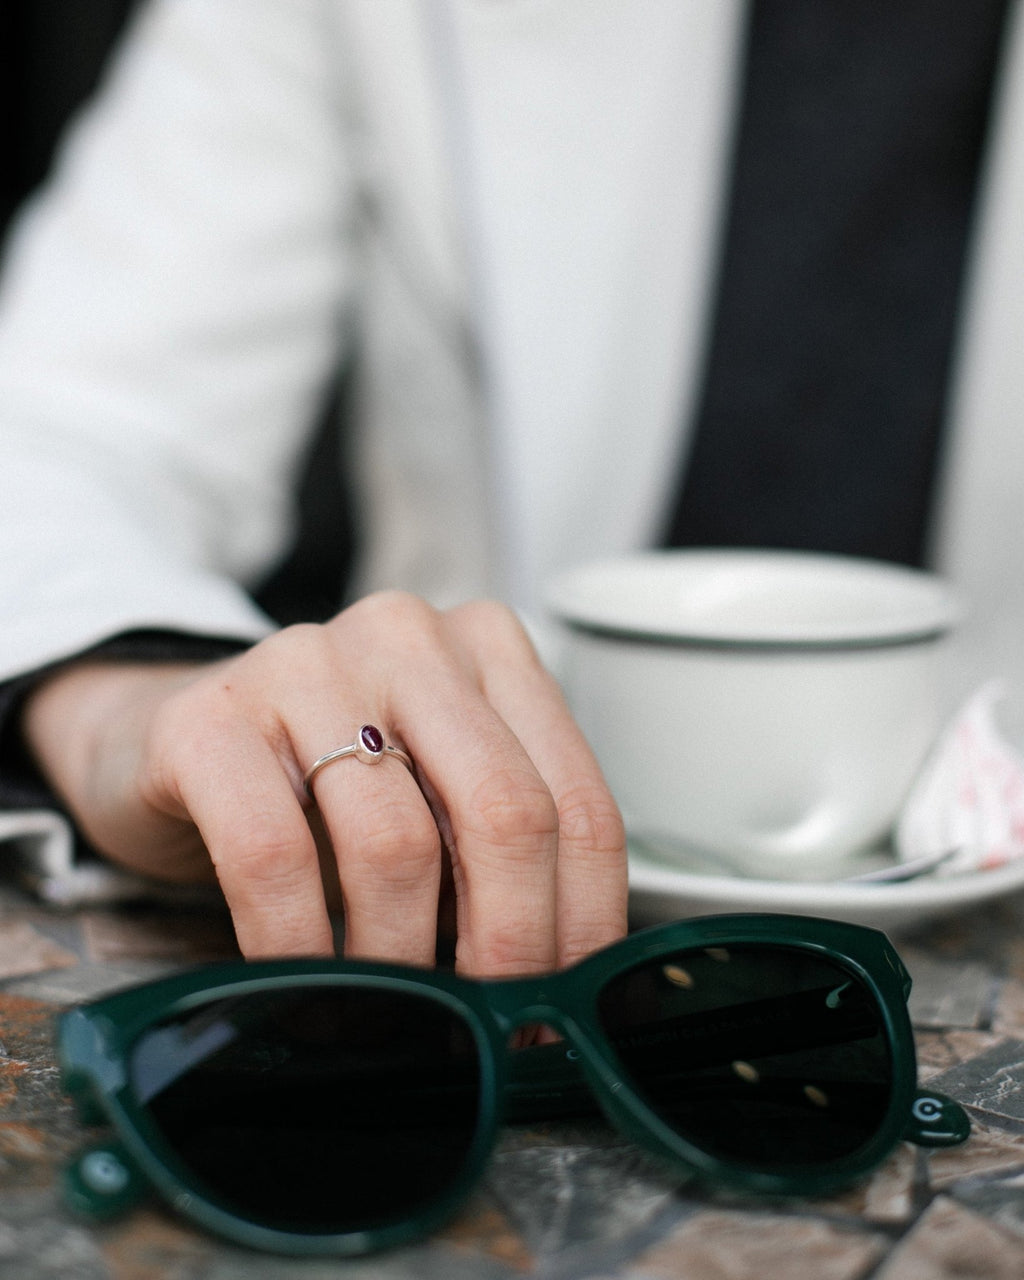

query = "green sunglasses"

[57,914,969,1257]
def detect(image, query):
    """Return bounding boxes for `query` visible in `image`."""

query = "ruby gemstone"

[360,724,384,754]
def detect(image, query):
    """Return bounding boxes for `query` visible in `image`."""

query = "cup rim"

[545,549,963,651]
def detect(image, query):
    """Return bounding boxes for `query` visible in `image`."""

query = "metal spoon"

[845,846,961,884]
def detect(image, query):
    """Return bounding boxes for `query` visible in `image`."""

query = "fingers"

[155,624,445,968]
[139,593,627,976]
[321,596,562,977]
[252,625,443,967]
[163,720,335,959]
[441,602,629,967]
[340,593,625,975]
[301,739,442,968]
[402,716,561,978]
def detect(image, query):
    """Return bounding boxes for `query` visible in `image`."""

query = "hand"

[22,592,628,974]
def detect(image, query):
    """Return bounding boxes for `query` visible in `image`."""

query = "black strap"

[662,0,1010,567]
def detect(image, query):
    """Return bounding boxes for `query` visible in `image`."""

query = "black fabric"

[0,0,141,242]
[252,360,360,628]
[662,0,1010,567]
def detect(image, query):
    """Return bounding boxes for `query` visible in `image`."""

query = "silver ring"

[303,724,414,797]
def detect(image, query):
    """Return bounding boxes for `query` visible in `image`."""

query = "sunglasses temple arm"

[500,991,887,1122]
[502,1037,973,1153]
[901,1088,971,1148]
[63,1138,151,1221]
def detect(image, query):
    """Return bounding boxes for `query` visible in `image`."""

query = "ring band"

[303,724,413,797]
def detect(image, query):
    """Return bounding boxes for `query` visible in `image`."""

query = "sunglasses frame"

[57,913,970,1256]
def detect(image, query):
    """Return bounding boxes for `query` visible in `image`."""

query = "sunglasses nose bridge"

[485,971,585,1035]
[492,998,576,1043]
[486,981,615,1080]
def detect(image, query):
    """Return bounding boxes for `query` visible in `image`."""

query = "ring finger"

[301,720,442,967]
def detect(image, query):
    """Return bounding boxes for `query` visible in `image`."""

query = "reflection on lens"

[597,945,892,1167]
[129,985,481,1234]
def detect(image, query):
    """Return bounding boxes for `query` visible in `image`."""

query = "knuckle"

[143,692,250,799]
[218,822,314,894]
[344,590,440,638]
[333,591,450,674]
[463,768,560,854]
[557,785,626,860]
[559,920,626,968]
[143,686,224,784]
[249,624,334,686]
[449,598,513,629]
[458,918,555,977]
[258,621,326,660]
[449,599,537,658]
[144,668,245,754]
[343,804,441,891]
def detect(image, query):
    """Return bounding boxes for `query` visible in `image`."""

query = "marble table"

[3,876,1024,1280]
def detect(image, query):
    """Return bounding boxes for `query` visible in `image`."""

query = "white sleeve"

[0,0,356,678]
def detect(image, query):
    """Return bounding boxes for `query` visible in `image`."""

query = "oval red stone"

[360,724,384,754]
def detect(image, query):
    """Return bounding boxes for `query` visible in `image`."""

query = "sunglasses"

[57,914,969,1257]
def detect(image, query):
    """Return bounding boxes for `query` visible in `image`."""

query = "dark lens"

[597,944,892,1166]
[128,984,482,1234]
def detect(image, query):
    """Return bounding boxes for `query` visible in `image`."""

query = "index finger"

[173,726,335,959]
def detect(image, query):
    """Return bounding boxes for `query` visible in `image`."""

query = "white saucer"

[627,845,1024,933]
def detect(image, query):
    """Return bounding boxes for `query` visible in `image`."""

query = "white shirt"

[3,0,1024,895]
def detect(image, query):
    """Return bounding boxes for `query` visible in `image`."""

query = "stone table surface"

[4,878,1024,1280]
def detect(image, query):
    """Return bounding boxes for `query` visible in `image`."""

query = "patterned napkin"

[896,682,1024,874]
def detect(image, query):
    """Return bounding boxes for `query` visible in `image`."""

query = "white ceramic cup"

[546,549,963,880]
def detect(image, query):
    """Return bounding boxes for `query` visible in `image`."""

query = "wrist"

[21,660,208,809]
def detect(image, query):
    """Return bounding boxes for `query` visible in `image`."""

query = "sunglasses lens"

[596,944,892,1167]
[127,984,482,1235]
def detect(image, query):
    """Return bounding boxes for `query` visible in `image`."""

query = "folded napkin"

[896,682,1024,874]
